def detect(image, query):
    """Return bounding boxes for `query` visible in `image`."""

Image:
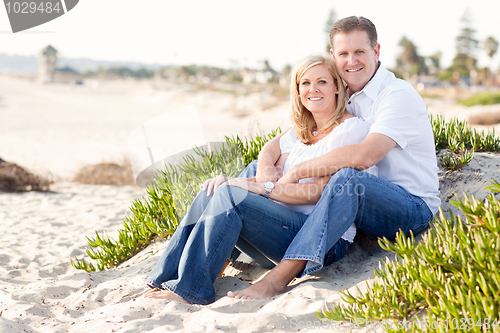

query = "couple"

[143,16,440,305]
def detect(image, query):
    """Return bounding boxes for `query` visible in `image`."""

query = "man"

[228,16,440,300]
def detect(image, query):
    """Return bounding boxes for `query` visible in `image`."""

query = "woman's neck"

[312,115,330,133]
[313,112,353,135]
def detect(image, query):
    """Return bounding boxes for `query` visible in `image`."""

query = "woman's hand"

[200,175,229,196]
[201,176,257,196]
[255,165,280,183]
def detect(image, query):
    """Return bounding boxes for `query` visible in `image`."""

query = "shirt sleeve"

[369,88,426,150]
[329,117,371,150]
[279,127,297,154]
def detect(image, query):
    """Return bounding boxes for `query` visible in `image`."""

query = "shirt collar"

[348,61,386,101]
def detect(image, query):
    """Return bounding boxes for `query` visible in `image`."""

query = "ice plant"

[71,129,280,272]
[317,182,500,332]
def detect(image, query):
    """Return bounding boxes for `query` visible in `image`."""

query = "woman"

[144,54,375,305]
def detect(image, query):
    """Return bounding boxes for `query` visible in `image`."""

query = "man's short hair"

[329,16,378,50]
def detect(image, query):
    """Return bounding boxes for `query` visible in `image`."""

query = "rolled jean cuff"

[281,255,323,278]
[161,281,197,305]
[283,238,350,277]
[145,280,164,290]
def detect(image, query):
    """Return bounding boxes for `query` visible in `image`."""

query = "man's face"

[331,30,380,93]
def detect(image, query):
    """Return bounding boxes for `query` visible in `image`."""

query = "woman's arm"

[256,128,290,182]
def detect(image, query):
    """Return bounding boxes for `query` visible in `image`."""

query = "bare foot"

[143,288,190,304]
[227,259,306,300]
[227,279,287,300]
[143,288,161,297]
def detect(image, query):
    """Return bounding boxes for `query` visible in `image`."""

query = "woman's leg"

[149,184,308,305]
[145,189,213,290]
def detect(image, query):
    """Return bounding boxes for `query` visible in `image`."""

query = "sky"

[1,0,500,72]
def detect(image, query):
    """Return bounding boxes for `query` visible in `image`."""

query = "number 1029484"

[5,1,62,14]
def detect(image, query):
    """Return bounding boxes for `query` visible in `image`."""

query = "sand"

[1,76,499,332]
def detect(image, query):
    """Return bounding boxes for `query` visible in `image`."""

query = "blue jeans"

[146,183,351,305]
[283,167,434,276]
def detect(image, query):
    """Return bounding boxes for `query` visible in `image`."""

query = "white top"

[279,117,377,243]
[346,62,440,214]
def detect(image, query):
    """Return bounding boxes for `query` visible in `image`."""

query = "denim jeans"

[146,183,351,305]
[283,167,434,277]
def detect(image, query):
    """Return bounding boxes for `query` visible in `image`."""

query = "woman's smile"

[299,64,337,115]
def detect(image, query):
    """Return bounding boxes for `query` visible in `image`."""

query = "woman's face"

[298,64,338,116]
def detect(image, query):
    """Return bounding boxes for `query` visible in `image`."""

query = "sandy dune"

[1,76,499,332]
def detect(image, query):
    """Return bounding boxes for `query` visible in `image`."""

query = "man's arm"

[225,176,331,205]
[279,133,396,183]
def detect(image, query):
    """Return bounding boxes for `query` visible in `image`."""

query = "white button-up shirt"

[346,62,440,214]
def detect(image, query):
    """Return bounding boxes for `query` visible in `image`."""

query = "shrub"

[431,114,500,153]
[458,92,500,107]
[73,162,135,186]
[0,158,51,192]
[440,149,474,171]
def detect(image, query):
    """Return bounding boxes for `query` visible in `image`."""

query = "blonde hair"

[290,54,347,144]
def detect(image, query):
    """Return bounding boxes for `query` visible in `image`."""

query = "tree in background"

[484,36,499,85]
[395,36,427,78]
[455,8,478,57]
[428,52,442,75]
[324,9,337,53]
[440,8,479,83]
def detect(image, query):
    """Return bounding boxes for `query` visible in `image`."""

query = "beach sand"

[1,76,499,332]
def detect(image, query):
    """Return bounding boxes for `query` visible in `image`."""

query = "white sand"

[1,76,499,332]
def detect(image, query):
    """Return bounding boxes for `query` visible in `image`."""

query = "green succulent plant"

[317,181,500,332]
[71,129,280,272]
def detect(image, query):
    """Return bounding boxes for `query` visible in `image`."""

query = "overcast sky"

[1,0,499,71]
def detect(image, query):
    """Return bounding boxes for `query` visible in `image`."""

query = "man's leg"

[284,168,433,276]
[230,168,433,299]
